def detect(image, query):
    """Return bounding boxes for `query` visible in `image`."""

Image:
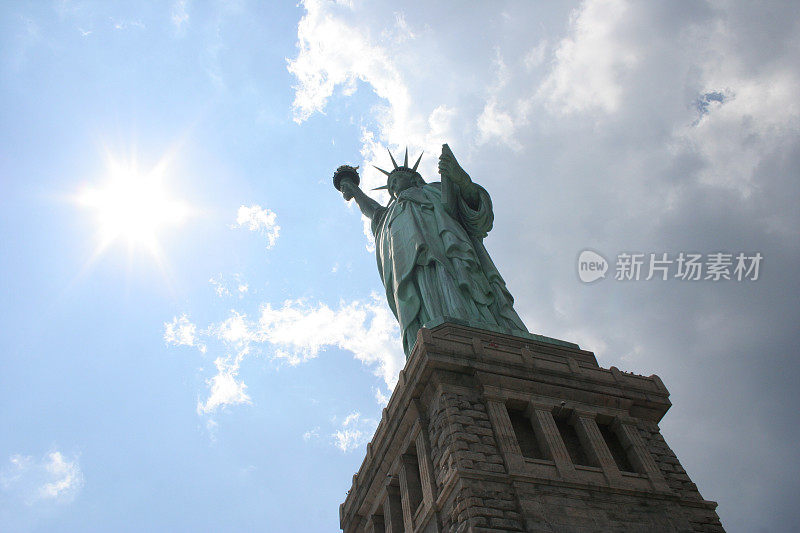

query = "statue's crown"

[373,148,423,191]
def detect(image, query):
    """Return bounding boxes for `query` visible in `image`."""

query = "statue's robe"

[371,182,528,355]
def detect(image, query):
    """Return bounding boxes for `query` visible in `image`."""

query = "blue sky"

[1,1,799,532]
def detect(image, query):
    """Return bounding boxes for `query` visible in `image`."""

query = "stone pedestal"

[340,323,723,532]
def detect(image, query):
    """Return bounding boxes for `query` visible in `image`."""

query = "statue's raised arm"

[334,165,383,221]
[334,144,528,356]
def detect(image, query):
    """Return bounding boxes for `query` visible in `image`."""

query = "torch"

[333,165,360,200]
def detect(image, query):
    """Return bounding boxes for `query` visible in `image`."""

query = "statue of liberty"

[334,144,528,356]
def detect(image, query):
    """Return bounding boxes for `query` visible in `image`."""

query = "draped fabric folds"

[371,182,528,356]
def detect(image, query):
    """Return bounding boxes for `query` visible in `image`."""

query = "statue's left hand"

[439,144,480,209]
[438,144,471,188]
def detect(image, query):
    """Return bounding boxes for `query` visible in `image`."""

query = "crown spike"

[387,149,399,170]
[373,165,391,176]
[412,151,423,172]
[404,147,409,167]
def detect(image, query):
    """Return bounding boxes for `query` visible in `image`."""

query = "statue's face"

[388,171,416,197]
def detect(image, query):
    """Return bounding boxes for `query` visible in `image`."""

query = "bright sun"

[78,154,190,256]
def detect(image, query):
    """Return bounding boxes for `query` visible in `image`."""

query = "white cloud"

[171,0,189,30]
[287,1,429,200]
[169,294,395,440]
[214,310,253,346]
[164,314,205,353]
[234,205,280,249]
[331,411,377,452]
[205,418,219,441]
[342,412,360,426]
[524,40,548,70]
[197,355,251,414]
[176,294,403,415]
[110,18,146,31]
[373,386,390,407]
[477,100,521,150]
[332,429,365,453]
[1,451,84,505]
[258,296,404,387]
[195,310,254,414]
[303,427,320,442]
[538,0,638,114]
[680,65,800,196]
[427,105,457,141]
[38,452,82,500]
[209,274,249,299]
[287,0,411,127]
[209,275,231,297]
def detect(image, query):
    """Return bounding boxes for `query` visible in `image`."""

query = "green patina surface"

[422,316,579,349]
[335,144,574,356]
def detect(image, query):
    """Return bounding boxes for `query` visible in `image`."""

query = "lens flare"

[78,153,190,258]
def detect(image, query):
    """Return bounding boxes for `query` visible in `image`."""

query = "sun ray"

[76,151,192,266]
